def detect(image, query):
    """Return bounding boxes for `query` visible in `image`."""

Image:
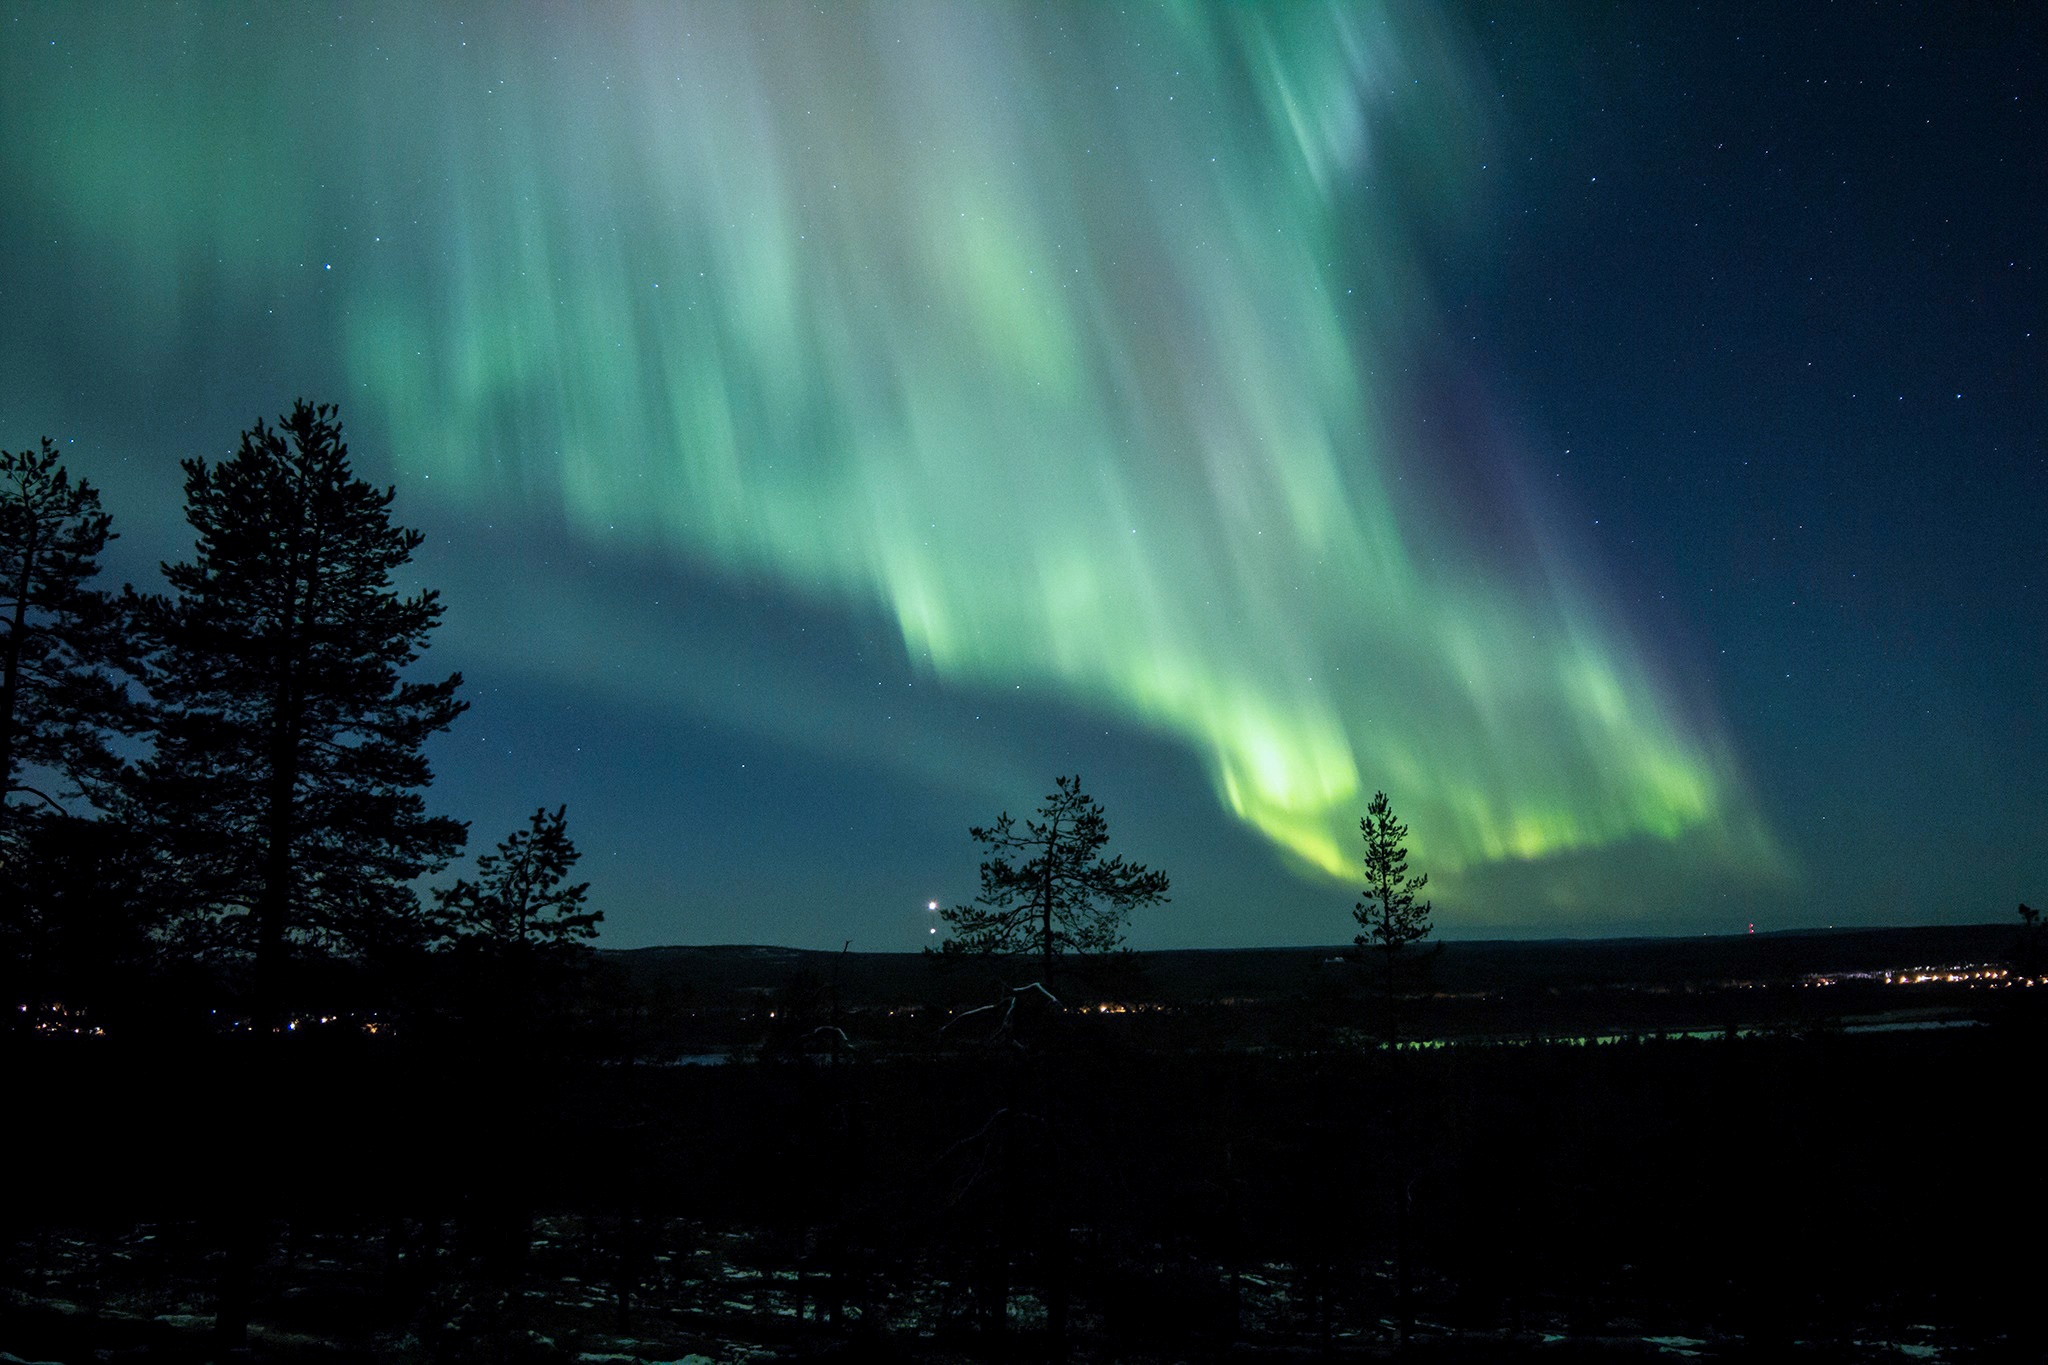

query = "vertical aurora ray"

[1,2,1778,901]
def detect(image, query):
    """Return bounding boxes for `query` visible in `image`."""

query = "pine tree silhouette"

[0,438,137,827]
[135,401,466,1020]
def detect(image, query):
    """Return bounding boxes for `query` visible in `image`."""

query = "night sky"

[1,3,2039,949]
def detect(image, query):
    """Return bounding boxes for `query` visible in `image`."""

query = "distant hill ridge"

[604,923,2019,1006]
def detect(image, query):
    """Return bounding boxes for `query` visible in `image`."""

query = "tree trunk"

[1041,855,1055,986]
[0,527,35,796]
[255,682,300,1029]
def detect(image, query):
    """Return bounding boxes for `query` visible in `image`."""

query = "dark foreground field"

[5,926,2043,1363]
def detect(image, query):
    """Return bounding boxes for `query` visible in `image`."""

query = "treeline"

[0,402,598,1038]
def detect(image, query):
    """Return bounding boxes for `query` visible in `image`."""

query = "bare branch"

[5,782,69,813]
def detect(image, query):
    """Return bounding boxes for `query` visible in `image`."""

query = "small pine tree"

[932,775,1168,1353]
[432,805,600,1056]
[1352,789,1434,1351]
[1353,789,1433,1038]
[2016,902,2042,981]
[433,805,600,958]
[933,774,1169,987]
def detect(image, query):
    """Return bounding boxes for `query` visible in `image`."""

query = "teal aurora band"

[2,1,1784,923]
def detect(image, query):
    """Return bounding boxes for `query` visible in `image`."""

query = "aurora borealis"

[1,3,2039,947]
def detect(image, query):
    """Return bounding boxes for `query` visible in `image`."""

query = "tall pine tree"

[136,402,466,1015]
[0,438,136,826]
[1,439,148,1019]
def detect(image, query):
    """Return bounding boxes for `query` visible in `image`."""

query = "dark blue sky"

[1457,1,2043,932]
[1,2,2039,948]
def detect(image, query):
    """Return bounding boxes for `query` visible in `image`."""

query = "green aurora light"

[3,2,1779,903]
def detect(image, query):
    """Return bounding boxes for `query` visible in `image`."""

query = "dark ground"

[4,924,2042,1363]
